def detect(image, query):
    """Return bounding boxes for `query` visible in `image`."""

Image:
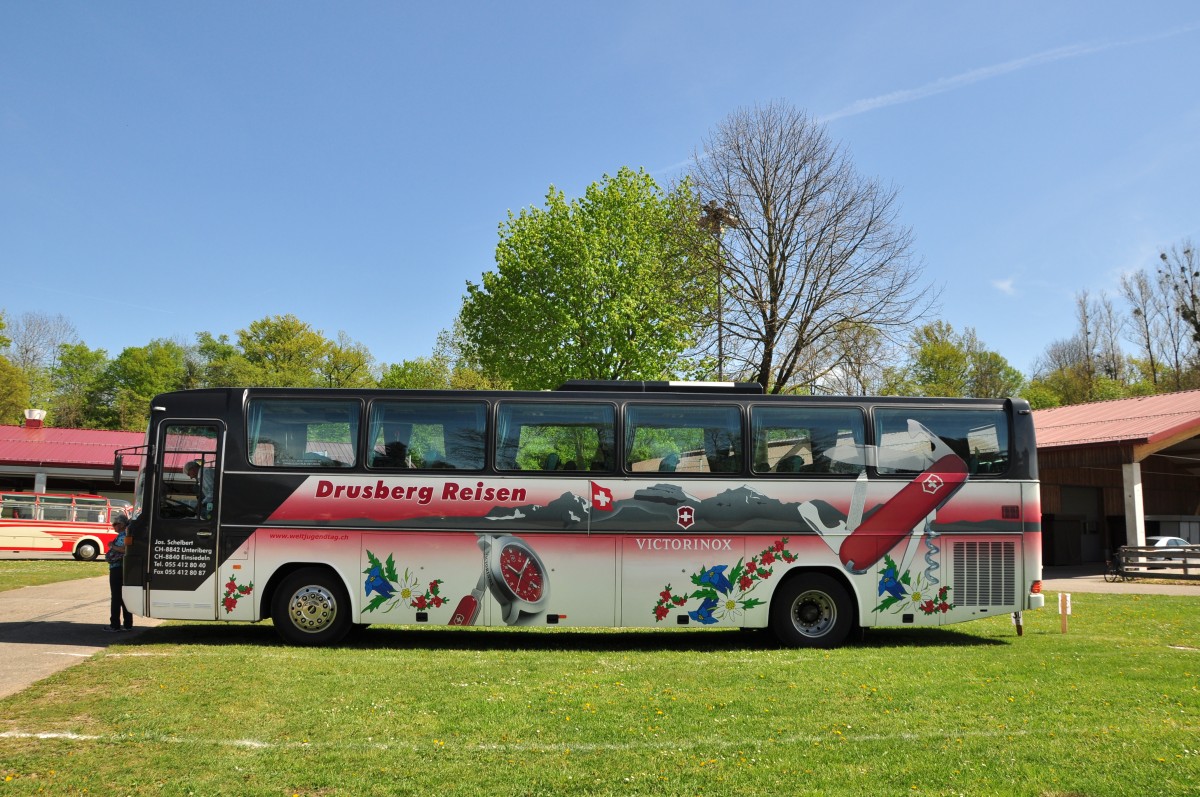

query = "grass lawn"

[1,592,1197,796]
[0,560,107,592]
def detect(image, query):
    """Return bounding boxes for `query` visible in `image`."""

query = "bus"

[114,381,1044,648]
[0,492,130,560]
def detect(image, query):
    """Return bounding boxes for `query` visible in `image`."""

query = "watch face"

[498,543,545,602]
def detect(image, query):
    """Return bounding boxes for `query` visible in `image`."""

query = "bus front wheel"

[770,573,855,648]
[74,540,100,561]
[272,568,352,646]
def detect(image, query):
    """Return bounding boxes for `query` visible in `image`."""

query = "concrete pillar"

[1122,462,1146,546]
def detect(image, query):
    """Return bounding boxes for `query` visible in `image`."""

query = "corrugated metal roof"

[0,425,143,468]
[1033,390,1200,449]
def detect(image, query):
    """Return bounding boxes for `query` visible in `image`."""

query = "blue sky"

[3,2,1198,377]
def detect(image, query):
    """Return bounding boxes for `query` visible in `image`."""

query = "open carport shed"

[1034,390,1200,565]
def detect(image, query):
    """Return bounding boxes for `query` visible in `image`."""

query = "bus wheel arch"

[769,568,857,649]
[268,565,353,646]
[74,538,102,561]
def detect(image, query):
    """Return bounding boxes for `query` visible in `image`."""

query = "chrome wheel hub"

[287,585,338,634]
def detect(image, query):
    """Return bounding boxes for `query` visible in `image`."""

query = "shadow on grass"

[120,620,1008,653]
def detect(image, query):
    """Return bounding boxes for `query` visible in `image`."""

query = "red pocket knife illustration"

[449,571,487,626]
[838,421,969,574]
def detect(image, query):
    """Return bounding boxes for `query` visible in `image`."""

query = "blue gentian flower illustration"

[364,565,395,598]
[689,597,720,625]
[697,564,732,594]
[878,564,906,600]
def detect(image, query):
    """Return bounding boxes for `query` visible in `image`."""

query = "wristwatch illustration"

[477,534,551,625]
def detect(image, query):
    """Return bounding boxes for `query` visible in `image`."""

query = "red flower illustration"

[223,596,238,612]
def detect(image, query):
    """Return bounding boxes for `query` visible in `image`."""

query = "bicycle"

[1103,558,1131,583]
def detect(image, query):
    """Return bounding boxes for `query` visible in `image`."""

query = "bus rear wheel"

[272,568,352,646]
[770,573,854,649]
[74,540,100,561]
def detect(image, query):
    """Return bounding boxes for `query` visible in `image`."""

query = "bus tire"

[272,567,352,646]
[770,572,854,649]
[75,540,100,561]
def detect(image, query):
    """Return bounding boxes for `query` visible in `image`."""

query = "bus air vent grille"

[951,541,1016,607]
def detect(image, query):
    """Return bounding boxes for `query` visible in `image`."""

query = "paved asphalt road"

[0,574,161,700]
[0,567,1195,700]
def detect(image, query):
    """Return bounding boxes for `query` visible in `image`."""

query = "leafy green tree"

[884,322,1023,398]
[320,332,376,388]
[194,332,244,388]
[98,339,191,429]
[0,356,31,425]
[1019,381,1061,410]
[460,167,714,390]
[379,356,453,390]
[967,349,1025,399]
[0,314,26,424]
[48,343,110,428]
[0,311,77,409]
[235,314,331,387]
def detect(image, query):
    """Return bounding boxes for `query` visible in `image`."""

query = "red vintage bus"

[0,492,130,560]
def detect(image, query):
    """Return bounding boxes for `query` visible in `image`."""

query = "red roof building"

[0,422,143,496]
[1034,391,1200,564]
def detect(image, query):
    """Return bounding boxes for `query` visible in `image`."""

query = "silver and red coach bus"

[114,381,1044,647]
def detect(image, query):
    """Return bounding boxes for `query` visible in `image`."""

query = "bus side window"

[494,402,616,473]
[367,401,487,471]
[874,408,1009,476]
[750,406,866,475]
[625,404,743,475]
[247,398,361,469]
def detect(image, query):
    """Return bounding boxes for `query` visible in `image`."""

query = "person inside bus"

[104,514,133,632]
[185,459,214,519]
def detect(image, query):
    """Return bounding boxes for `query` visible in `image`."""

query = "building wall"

[1038,443,1200,564]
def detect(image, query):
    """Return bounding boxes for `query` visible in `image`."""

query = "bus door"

[146,421,224,620]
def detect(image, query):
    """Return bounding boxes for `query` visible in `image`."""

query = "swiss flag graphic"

[590,481,615,512]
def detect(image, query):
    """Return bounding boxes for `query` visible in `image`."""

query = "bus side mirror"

[113,454,123,485]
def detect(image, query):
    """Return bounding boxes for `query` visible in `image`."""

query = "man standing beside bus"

[185,459,214,519]
[104,514,133,631]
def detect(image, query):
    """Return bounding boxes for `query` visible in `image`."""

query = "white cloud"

[821,23,1200,123]
[992,279,1016,296]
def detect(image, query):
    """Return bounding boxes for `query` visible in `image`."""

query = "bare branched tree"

[1117,267,1197,390]
[689,102,935,392]
[2,311,78,407]
[1120,269,1163,387]
[1092,291,1125,381]
[1159,239,1200,346]
[4,311,77,373]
